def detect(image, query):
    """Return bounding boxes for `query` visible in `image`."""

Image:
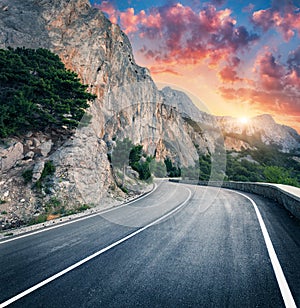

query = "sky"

[90,0,300,132]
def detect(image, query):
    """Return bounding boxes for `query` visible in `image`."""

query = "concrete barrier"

[213,181,300,220]
[170,179,300,220]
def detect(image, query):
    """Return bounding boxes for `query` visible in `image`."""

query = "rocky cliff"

[0,0,212,228]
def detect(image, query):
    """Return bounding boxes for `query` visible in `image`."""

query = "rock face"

[0,0,210,225]
[0,142,24,172]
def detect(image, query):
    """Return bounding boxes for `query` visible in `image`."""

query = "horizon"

[91,0,300,133]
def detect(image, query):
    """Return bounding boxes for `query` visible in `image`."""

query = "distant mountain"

[161,87,300,154]
[161,86,215,126]
[218,115,300,153]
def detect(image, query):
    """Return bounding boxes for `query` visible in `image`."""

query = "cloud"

[287,46,300,76]
[95,2,259,74]
[254,49,300,93]
[119,8,147,34]
[218,56,242,83]
[220,48,300,125]
[242,3,255,13]
[149,66,181,75]
[218,66,242,83]
[219,86,300,115]
[255,51,286,91]
[132,3,259,69]
[210,0,227,6]
[252,4,300,41]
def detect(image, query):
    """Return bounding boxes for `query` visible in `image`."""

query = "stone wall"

[171,179,300,220]
[208,181,300,220]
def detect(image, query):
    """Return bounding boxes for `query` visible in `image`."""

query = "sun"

[239,117,249,124]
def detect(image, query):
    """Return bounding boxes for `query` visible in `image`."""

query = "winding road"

[0,181,299,307]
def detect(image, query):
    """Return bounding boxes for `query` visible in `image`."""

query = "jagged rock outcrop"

[0,142,24,172]
[0,0,210,226]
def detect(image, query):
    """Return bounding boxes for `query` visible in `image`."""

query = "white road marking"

[0,186,192,307]
[0,183,158,245]
[230,190,297,308]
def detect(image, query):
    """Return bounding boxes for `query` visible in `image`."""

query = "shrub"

[35,161,56,190]
[41,161,56,179]
[22,169,33,184]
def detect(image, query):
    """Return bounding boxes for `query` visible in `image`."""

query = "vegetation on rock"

[111,138,153,187]
[0,47,96,138]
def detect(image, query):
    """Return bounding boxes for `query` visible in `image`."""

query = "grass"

[27,200,92,226]
[28,214,48,226]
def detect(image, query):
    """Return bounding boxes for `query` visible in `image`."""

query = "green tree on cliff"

[111,138,134,187]
[0,47,96,138]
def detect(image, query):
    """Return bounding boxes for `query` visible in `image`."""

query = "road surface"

[0,181,299,307]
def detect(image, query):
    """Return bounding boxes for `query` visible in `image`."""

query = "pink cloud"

[220,47,300,129]
[120,8,144,34]
[135,4,259,69]
[95,2,259,73]
[218,56,242,83]
[255,51,286,91]
[252,5,300,41]
[218,66,242,83]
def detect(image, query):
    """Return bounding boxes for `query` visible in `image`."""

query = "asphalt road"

[0,181,299,307]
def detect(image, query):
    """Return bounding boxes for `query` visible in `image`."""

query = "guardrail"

[170,179,300,220]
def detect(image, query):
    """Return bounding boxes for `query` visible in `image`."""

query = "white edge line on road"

[0,183,158,245]
[229,189,297,308]
[0,187,192,308]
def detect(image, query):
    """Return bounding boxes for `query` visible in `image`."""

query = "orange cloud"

[218,66,242,83]
[120,8,143,34]
[149,66,181,76]
[219,46,300,131]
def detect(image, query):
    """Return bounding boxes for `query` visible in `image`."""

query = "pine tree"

[0,47,96,138]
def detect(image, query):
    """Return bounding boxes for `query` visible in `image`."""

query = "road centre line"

[0,187,192,307]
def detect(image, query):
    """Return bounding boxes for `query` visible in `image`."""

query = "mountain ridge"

[161,86,300,153]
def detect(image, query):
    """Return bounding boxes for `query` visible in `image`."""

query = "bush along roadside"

[27,198,92,226]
